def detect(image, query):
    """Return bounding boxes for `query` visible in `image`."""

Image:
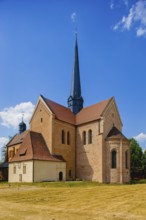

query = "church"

[6,36,130,183]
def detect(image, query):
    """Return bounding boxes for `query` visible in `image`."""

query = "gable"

[29,96,54,125]
[102,97,123,138]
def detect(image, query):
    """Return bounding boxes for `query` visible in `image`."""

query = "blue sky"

[0,0,146,160]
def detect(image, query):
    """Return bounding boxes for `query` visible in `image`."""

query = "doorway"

[59,172,63,181]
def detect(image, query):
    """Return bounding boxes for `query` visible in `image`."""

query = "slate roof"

[9,131,65,163]
[106,126,128,140]
[7,130,29,147]
[42,95,112,125]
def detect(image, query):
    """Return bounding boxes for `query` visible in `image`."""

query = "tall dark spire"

[68,34,83,115]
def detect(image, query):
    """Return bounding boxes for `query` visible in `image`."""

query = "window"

[10,150,14,158]
[83,131,86,145]
[13,166,16,174]
[67,131,70,145]
[62,130,65,144]
[125,151,128,169]
[23,165,26,174]
[88,129,92,144]
[69,169,72,177]
[41,117,43,123]
[111,150,117,168]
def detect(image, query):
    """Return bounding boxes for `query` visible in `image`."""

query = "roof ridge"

[77,97,112,112]
[41,95,69,110]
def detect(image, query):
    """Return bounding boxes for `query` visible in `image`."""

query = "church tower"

[18,118,26,134]
[68,34,84,115]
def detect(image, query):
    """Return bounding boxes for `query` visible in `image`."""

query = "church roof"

[9,131,65,163]
[7,130,29,147]
[41,95,75,125]
[41,95,112,125]
[76,98,112,125]
[106,126,128,140]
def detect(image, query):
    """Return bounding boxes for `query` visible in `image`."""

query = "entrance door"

[59,172,63,181]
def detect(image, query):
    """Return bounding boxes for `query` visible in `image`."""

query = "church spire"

[68,34,84,115]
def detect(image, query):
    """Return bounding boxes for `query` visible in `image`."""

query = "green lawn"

[0,181,146,220]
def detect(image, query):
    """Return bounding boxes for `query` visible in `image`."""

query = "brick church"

[7,35,130,183]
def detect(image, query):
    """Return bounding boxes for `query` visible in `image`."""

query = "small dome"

[19,120,26,134]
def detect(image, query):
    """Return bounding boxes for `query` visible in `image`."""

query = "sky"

[0,0,146,160]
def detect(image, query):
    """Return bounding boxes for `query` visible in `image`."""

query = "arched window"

[125,150,128,169]
[111,150,117,168]
[61,130,65,144]
[88,129,92,144]
[83,131,86,145]
[67,131,70,145]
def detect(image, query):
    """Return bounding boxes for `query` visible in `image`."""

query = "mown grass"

[0,181,146,220]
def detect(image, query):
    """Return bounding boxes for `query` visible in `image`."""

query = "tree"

[0,144,7,163]
[130,138,143,179]
[142,150,146,178]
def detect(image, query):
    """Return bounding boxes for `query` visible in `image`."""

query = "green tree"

[130,138,143,179]
[142,150,146,178]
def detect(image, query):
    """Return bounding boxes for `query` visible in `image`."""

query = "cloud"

[0,137,9,149]
[137,26,146,36]
[0,102,35,130]
[113,0,146,37]
[110,0,114,9]
[71,12,77,23]
[134,133,146,142]
[110,0,128,9]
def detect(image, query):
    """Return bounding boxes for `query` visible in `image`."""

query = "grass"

[0,181,146,220]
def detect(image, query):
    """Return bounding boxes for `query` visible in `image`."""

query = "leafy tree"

[142,150,146,178]
[130,138,143,179]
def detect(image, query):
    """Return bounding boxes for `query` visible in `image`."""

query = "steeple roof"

[70,33,81,98]
[68,34,83,115]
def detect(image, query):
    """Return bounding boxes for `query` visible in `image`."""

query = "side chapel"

[7,35,130,183]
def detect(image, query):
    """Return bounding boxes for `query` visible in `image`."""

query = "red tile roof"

[42,95,112,125]
[9,131,65,163]
[7,130,29,147]
[76,98,112,125]
[42,96,75,125]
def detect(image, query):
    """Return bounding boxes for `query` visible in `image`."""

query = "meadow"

[0,181,146,220]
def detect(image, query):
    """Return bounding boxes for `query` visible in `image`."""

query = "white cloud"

[71,12,77,23]
[113,0,146,37]
[137,26,146,36]
[0,102,35,130]
[134,133,146,142]
[0,137,9,149]
[110,0,128,9]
